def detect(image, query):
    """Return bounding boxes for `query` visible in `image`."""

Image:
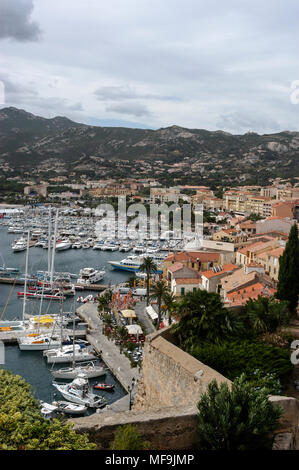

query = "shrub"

[196,375,282,450]
[189,339,293,393]
[0,369,96,450]
[110,424,150,450]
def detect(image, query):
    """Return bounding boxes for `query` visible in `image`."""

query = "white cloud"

[0,0,299,132]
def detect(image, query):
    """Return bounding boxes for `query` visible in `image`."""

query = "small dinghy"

[93,383,115,391]
[55,401,87,415]
[40,401,58,419]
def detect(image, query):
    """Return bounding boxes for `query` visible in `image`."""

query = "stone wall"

[133,327,231,411]
[72,405,198,450]
[71,327,299,450]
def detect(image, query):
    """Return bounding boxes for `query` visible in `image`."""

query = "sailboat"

[18,225,69,351]
[45,290,97,363]
[51,361,107,379]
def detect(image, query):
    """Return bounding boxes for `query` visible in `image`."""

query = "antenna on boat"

[22,230,30,322]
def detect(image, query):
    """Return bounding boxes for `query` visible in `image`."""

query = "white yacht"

[12,239,27,252]
[77,267,105,285]
[56,240,72,251]
[52,376,106,408]
[72,242,82,249]
[51,362,107,379]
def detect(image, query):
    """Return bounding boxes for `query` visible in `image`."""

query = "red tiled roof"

[165,251,220,262]
[201,264,239,279]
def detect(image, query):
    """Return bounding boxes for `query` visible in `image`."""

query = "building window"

[181,287,185,296]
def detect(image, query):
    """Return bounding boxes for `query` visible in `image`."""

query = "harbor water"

[0,226,132,408]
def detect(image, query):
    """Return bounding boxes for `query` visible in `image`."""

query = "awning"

[125,324,143,335]
[120,309,137,318]
[146,305,158,321]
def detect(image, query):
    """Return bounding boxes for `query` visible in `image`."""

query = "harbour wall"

[72,326,299,450]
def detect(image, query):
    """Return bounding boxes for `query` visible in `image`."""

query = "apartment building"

[235,239,281,266]
[150,187,181,204]
[256,246,285,281]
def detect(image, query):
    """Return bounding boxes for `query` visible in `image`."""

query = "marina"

[0,210,157,415]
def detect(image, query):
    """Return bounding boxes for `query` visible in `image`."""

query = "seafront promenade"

[76,302,140,400]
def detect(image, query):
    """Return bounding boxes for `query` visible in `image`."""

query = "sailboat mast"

[50,209,58,285]
[22,230,30,322]
[47,207,52,277]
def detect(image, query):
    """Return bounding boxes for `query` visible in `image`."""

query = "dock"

[76,302,140,394]
[0,277,108,291]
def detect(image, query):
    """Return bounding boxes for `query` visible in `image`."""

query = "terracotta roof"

[201,264,239,279]
[221,269,259,293]
[237,241,264,255]
[266,247,285,258]
[165,251,220,262]
[226,283,276,306]
[168,262,185,273]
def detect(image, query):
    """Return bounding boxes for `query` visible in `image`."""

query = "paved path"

[134,299,156,334]
[76,302,139,397]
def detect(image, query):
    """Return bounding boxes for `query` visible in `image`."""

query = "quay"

[0,277,107,291]
[76,302,140,394]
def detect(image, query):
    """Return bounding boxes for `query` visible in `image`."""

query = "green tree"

[246,296,290,334]
[139,257,158,306]
[171,289,242,347]
[196,374,282,450]
[150,279,169,324]
[0,369,96,450]
[162,291,177,325]
[276,224,299,314]
[97,289,113,316]
[110,424,150,450]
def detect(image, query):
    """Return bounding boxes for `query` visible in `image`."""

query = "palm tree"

[162,291,177,325]
[97,289,113,317]
[171,289,241,348]
[139,257,157,306]
[150,279,169,324]
[246,295,290,334]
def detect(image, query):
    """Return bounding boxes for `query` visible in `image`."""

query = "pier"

[0,277,108,291]
[76,302,140,394]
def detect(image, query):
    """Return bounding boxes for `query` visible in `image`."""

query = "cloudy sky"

[0,0,299,133]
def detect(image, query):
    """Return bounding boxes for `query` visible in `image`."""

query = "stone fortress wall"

[72,327,299,450]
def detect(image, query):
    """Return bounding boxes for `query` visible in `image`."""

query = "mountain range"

[0,107,298,182]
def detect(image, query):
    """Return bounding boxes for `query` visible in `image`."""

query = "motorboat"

[93,383,114,391]
[77,267,105,285]
[72,242,82,249]
[40,402,58,419]
[52,375,106,408]
[51,362,107,379]
[12,239,27,252]
[56,240,72,251]
[55,401,87,415]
